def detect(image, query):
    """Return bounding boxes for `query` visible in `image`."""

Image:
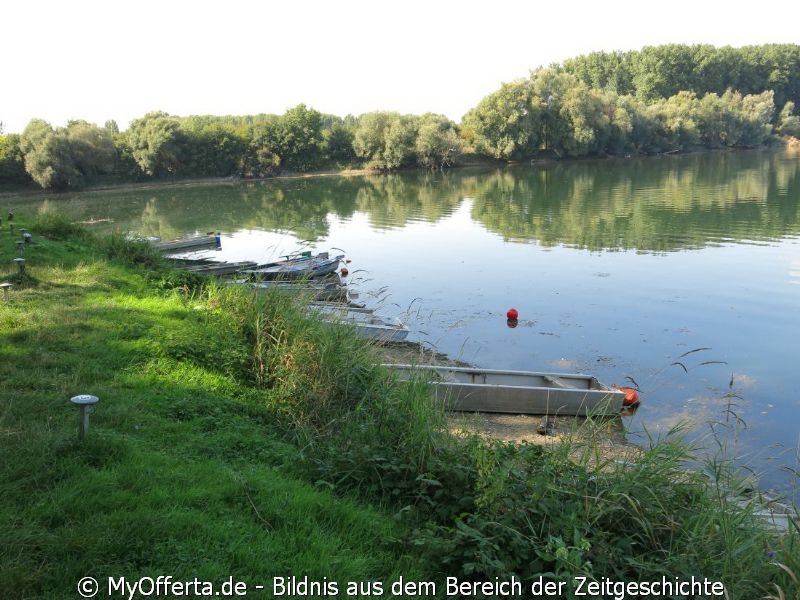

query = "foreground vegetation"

[2,44,800,191]
[1,211,799,599]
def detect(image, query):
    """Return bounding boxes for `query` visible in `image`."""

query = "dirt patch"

[448,412,642,467]
[374,340,472,367]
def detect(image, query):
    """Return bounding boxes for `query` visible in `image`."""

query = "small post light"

[14,257,25,275]
[15,240,24,254]
[0,282,12,303]
[70,394,99,440]
[19,228,28,239]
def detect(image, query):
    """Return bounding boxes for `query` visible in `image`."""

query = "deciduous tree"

[19,119,77,189]
[462,79,538,160]
[414,113,462,168]
[0,133,30,184]
[66,120,116,178]
[125,111,184,177]
[353,112,418,170]
[777,101,800,137]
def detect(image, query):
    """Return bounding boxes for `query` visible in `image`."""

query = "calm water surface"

[17,149,800,499]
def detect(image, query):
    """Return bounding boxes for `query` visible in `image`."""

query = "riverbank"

[5,139,799,201]
[0,153,505,200]
[1,213,798,599]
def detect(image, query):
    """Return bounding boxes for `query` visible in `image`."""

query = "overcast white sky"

[2,0,798,133]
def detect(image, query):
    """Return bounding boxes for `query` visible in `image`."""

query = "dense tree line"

[562,44,800,108]
[462,70,792,160]
[2,44,799,190]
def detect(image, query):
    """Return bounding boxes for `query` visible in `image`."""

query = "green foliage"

[19,119,78,189]
[564,43,800,110]
[778,102,800,137]
[33,209,92,240]
[18,119,116,189]
[353,111,415,170]
[352,112,461,170]
[460,44,795,161]
[414,113,463,168]
[101,232,164,269]
[66,119,116,177]
[124,111,185,177]
[240,116,283,178]
[271,104,326,172]
[462,79,539,159]
[177,115,247,177]
[0,133,30,184]
[321,118,357,164]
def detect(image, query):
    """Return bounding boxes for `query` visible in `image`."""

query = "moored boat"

[154,233,221,252]
[240,251,344,280]
[382,364,627,416]
[231,278,357,303]
[310,303,409,343]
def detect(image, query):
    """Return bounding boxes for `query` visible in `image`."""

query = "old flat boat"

[382,364,626,416]
[154,233,221,252]
[231,278,356,303]
[310,304,409,343]
[240,252,344,280]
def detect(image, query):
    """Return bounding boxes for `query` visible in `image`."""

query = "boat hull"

[384,364,625,416]
[154,234,220,252]
[243,280,354,303]
[242,253,344,281]
[310,304,409,343]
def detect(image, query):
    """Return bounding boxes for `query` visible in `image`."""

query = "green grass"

[0,213,424,598]
[1,209,798,599]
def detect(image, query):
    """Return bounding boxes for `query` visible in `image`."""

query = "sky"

[2,0,799,134]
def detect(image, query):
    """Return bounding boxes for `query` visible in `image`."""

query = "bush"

[102,233,163,269]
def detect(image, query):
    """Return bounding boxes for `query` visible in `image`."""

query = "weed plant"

[0,211,798,599]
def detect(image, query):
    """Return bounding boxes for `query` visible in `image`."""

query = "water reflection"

[470,151,800,251]
[24,149,800,253]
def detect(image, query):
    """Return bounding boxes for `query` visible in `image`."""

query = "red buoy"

[621,387,640,407]
[340,266,349,277]
[506,308,519,320]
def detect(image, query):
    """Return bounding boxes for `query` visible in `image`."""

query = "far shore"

[2,138,797,201]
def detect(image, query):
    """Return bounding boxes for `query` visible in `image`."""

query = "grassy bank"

[1,211,798,599]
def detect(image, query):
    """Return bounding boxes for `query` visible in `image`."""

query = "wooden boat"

[310,304,409,343]
[154,233,221,252]
[240,251,344,280]
[382,364,625,416]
